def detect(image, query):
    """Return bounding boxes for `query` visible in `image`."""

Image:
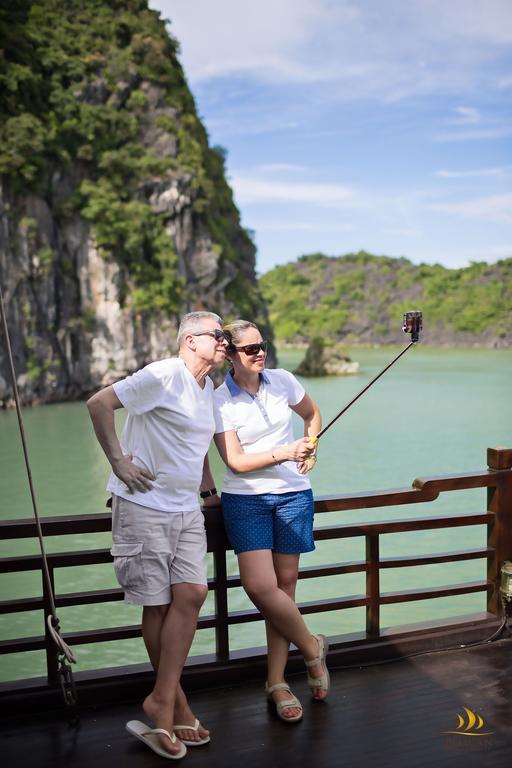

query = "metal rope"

[0,282,77,702]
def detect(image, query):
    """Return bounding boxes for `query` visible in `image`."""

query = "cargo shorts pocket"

[110,541,145,589]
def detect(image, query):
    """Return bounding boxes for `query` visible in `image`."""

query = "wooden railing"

[1,446,511,695]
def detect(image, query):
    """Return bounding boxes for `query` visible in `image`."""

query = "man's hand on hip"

[111,454,155,493]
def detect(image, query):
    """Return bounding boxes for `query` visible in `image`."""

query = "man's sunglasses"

[233,341,268,355]
[191,329,228,342]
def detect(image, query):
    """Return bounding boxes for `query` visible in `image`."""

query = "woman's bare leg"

[265,553,301,718]
[238,550,327,702]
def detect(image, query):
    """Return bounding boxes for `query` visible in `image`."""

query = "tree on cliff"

[0,0,271,403]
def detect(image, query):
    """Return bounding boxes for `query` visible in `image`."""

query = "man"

[87,311,227,759]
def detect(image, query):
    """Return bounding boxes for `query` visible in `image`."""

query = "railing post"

[42,562,59,685]
[213,548,230,663]
[366,534,380,637]
[486,447,512,616]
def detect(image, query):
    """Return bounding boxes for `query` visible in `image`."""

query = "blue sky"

[150,0,512,274]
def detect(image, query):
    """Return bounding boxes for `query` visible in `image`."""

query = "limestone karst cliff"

[0,0,272,404]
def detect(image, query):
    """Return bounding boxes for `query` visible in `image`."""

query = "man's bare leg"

[141,583,208,754]
[142,605,210,741]
[141,605,209,743]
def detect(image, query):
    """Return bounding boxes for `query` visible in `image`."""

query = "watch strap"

[200,487,217,499]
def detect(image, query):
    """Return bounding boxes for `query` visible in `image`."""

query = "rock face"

[0,2,273,405]
[0,174,265,404]
[295,338,360,377]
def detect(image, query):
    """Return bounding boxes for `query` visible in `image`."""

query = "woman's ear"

[223,330,236,356]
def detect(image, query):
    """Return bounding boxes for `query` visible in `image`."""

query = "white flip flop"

[126,719,187,760]
[173,717,211,746]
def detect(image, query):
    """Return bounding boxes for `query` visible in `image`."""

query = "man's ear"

[184,333,196,350]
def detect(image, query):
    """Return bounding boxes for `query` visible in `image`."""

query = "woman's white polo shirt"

[213,368,311,495]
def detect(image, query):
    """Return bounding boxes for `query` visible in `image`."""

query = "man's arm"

[200,453,220,508]
[86,385,155,493]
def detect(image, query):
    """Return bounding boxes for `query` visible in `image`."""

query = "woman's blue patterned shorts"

[221,489,315,554]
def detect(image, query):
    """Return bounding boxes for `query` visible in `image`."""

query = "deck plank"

[2,637,512,768]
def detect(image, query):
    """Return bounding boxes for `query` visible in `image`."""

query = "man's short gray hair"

[177,311,222,347]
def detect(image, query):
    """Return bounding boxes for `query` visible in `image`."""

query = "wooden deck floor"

[3,637,512,768]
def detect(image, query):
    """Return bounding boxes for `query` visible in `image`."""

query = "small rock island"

[294,338,360,376]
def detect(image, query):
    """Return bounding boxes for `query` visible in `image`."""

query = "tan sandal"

[305,633,330,699]
[265,681,303,723]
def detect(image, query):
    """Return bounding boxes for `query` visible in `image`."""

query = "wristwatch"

[200,487,217,499]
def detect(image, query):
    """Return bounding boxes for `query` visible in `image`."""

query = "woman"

[212,320,329,723]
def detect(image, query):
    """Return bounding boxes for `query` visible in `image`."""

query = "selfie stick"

[311,311,422,444]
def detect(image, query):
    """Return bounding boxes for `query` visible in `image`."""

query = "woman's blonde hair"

[223,320,259,352]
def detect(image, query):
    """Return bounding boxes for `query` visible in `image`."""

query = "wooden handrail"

[1,465,509,539]
[0,447,511,690]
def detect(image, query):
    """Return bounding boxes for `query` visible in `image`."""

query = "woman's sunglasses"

[233,341,268,356]
[191,329,228,342]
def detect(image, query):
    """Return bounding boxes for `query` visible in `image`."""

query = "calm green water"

[1,347,511,681]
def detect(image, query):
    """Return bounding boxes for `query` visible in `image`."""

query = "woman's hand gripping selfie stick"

[309,311,423,448]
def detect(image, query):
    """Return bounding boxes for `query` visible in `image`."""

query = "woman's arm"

[214,430,314,474]
[290,393,322,474]
[290,393,322,439]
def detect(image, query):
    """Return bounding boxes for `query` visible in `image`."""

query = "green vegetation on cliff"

[0,0,261,318]
[259,251,512,346]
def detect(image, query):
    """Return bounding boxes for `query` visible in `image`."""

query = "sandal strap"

[276,697,302,712]
[173,718,200,732]
[307,675,326,687]
[147,728,177,743]
[306,633,330,695]
[265,682,292,695]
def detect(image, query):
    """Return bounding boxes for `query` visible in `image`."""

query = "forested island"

[260,252,512,347]
[0,0,271,404]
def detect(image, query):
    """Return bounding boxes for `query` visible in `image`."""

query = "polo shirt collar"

[225,369,270,398]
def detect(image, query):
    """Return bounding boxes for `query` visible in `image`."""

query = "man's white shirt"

[107,358,215,512]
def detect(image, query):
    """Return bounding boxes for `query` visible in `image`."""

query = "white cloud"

[380,227,423,238]
[254,220,354,232]
[432,104,511,142]
[256,163,307,175]
[435,167,509,178]
[480,243,512,260]
[433,126,512,142]
[152,0,512,101]
[428,194,512,223]
[231,173,357,208]
[434,0,512,45]
[154,0,336,83]
[453,106,481,124]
